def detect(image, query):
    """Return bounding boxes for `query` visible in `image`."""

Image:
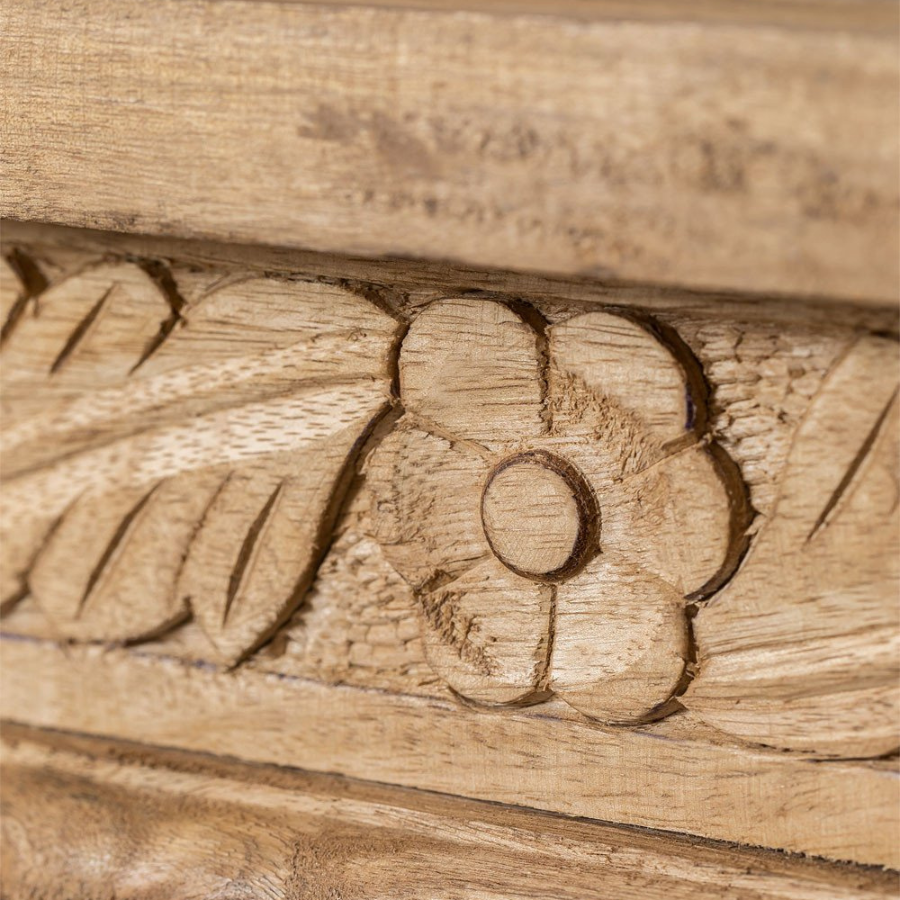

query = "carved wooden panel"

[2,224,898,869]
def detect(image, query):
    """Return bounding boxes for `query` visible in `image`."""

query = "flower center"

[480,450,598,581]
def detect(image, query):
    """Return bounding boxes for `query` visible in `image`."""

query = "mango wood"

[2,638,897,868]
[2,0,898,303]
[4,728,895,900]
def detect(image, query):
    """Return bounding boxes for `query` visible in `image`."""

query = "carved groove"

[224,480,285,627]
[128,259,188,373]
[806,385,899,542]
[78,482,162,617]
[1,249,49,345]
[49,288,113,374]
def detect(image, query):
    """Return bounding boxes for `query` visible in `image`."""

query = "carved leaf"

[0,252,42,339]
[29,476,213,642]
[1,261,172,602]
[1,262,172,400]
[1,266,400,663]
[175,388,392,665]
[686,336,900,757]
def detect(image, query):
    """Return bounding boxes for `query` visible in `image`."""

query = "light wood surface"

[2,224,898,872]
[686,335,900,756]
[2,0,898,302]
[3,0,898,888]
[367,298,747,722]
[4,726,896,900]
[3,638,898,869]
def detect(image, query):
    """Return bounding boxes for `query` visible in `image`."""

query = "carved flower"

[365,298,745,723]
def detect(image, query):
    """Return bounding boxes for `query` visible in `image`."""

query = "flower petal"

[549,312,704,447]
[603,444,747,597]
[550,554,688,723]
[401,298,546,450]
[419,557,553,705]
[365,418,492,589]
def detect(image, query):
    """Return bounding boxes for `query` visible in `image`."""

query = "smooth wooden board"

[2,0,898,303]
[2,638,897,868]
[4,727,896,900]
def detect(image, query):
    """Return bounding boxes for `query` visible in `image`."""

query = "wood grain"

[686,336,900,757]
[1,262,401,661]
[4,727,896,900]
[2,0,898,302]
[2,637,897,868]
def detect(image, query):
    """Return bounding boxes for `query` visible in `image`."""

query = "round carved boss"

[480,450,598,582]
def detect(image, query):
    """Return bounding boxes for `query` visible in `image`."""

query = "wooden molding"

[2,226,898,867]
[5,726,896,900]
[2,0,898,303]
[3,638,899,869]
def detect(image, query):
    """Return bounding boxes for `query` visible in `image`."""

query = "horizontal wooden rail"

[2,0,898,303]
[5,725,896,899]
[3,637,897,868]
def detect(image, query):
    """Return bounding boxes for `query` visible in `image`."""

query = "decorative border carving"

[2,244,898,758]
[1,256,401,664]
